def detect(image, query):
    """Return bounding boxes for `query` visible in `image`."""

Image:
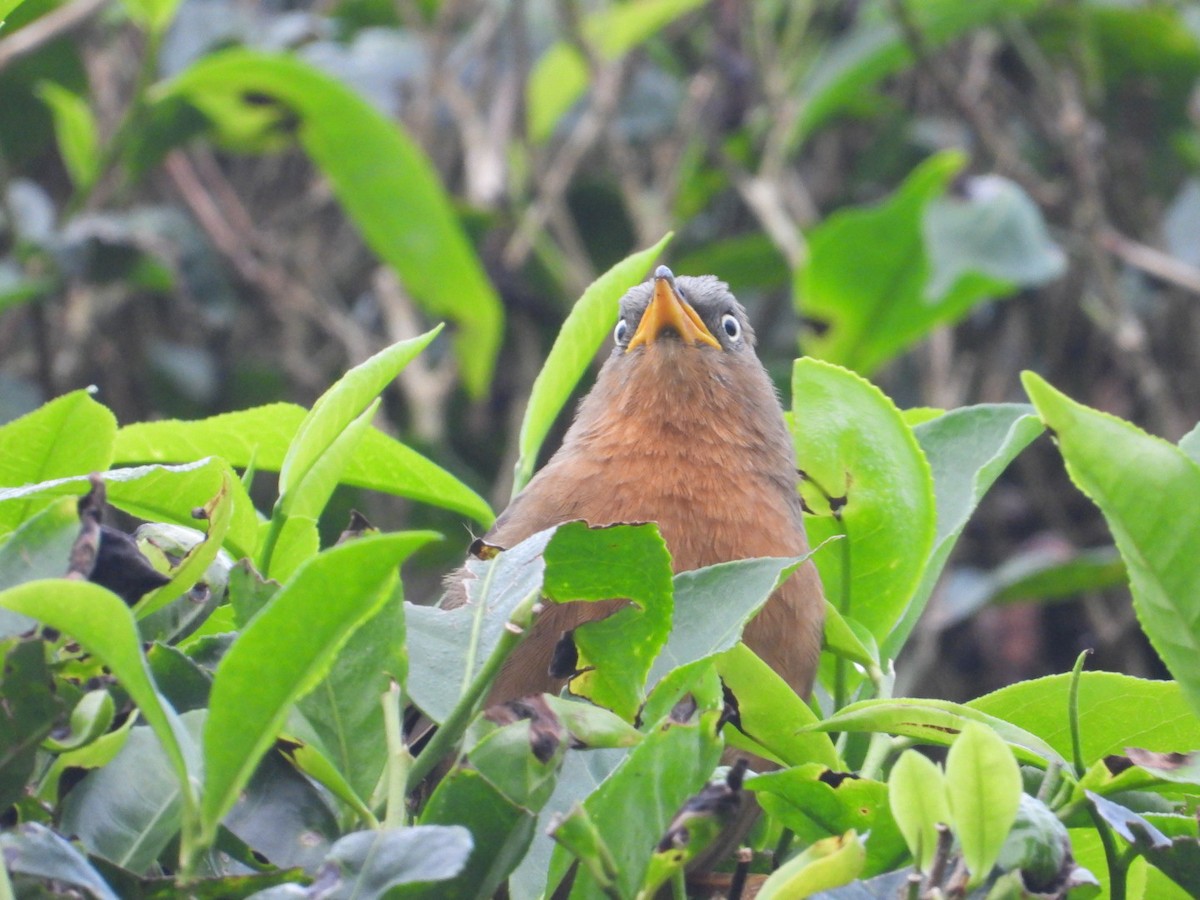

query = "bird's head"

[612,266,755,359]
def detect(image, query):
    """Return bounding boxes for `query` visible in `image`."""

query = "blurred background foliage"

[2,0,1199,701]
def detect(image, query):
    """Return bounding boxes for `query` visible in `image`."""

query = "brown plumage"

[445,267,824,706]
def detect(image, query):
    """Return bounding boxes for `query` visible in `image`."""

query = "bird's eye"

[614,319,629,343]
[721,314,741,340]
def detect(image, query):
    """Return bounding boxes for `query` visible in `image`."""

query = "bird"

[444,265,825,708]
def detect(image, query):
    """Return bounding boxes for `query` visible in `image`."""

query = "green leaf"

[944,722,1023,887]
[277,331,441,512]
[751,764,908,878]
[162,51,503,396]
[0,390,116,535]
[649,552,824,685]
[822,602,880,673]
[888,749,950,872]
[36,81,98,189]
[0,639,66,812]
[1086,791,1200,896]
[715,643,840,769]
[406,527,557,724]
[0,498,77,636]
[279,738,375,825]
[969,672,1200,766]
[466,719,563,810]
[547,522,674,720]
[114,402,493,526]
[1023,372,1200,718]
[922,174,1065,300]
[314,827,473,897]
[997,793,1073,890]
[512,234,673,495]
[0,0,31,24]
[201,531,435,841]
[279,399,378,524]
[0,459,259,561]
[0,823,120,900]
[0,581,197,810]
[1180,421,1200,465]
[804,698,1065,767]
[527,0,705,142]
[791,358,936,665]
[756,830,866,900]
[419,769,536,899]
[883,404,1044,660]
[120,0,183,34]
[42,689,114,752]
[546,708,724,899]
[60,712,204,872]
[135,470,233,619]
[296,580,406,802]
[799,151,1012,376]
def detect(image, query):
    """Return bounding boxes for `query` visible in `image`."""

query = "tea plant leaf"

[888,750,951,872]
[1023,372,1200,719]
[546,708,724,898]
[279,399,378,524]
[922,174,1065,299]
[316,826,473,897]
[805,698,1065,767]
[791,359,935,675]
[0,498,77,635]
[60,712,204,872]
[277,331,441,511]
[969,672,1200,765]
[201,531,435,841]
[0,639,65,812]
[135,470,233,619]
[163,51,503,395]
[751,764,908,878]
[513,233,672,495]
[527,0,704,142]
[0,459,259,560]
[114,402,492,525]
[0,389,115,534]
[419,768,535,898]
[297,580,407,802]
[36,82,98,189]
[945,722,1022,887]
[0,580,197,809]
[0,823,120,900]
[649,551,823,685]
[715,643,840,769]
[548,522,673,720]
[757,830,866,899]
[884,404,1044,660]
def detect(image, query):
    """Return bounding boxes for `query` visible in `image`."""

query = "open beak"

[626,266,720,352]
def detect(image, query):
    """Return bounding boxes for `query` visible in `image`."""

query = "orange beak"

[626,267,720,353]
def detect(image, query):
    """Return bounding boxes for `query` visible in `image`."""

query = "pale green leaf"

[36,82,98,189]
[1023,372,1200,719]
[888,749,950,871]
[944,722,1022,887]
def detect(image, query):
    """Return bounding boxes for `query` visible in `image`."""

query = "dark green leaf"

[0,639,65,812]
[0,823,119,900]
[60,712,204,873]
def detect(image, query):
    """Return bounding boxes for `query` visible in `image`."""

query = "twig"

[1100,229,1200,296]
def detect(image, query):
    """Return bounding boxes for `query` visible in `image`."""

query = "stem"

[405,588,541,792]
[1088,804,1127,900]
[461,553,503,696]
[772,827,794,869]
[1068,649,1092,777]
[382,682,411,829]
[257,502,286,576]
[670,866,686,900]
